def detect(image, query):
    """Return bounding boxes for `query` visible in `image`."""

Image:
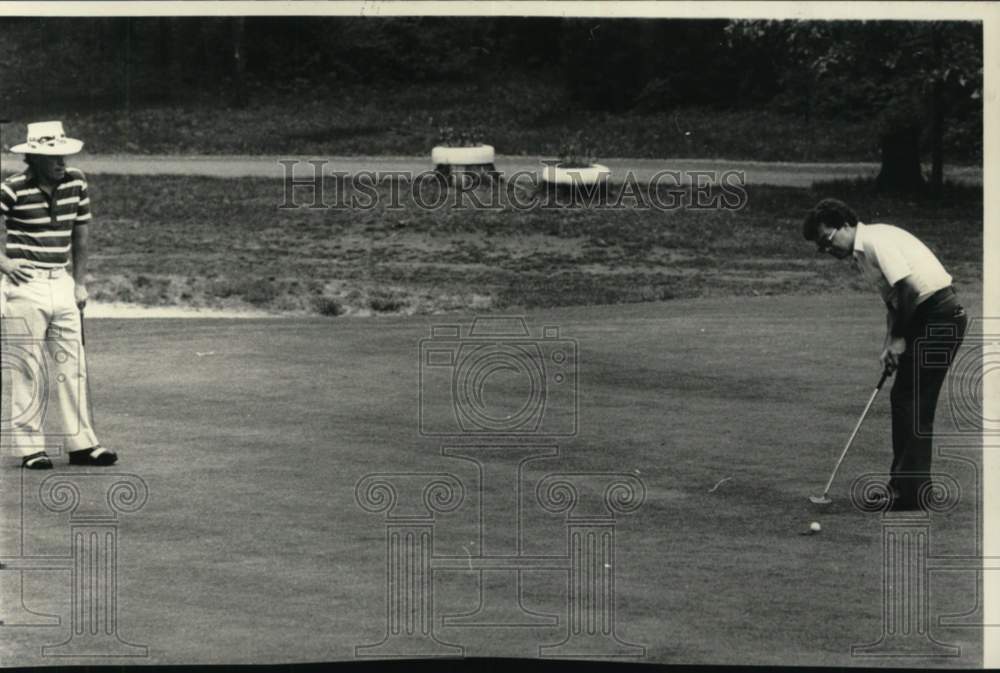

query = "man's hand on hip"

[75,283,89,309]
[880,337,906,374]
[0,258,36,285]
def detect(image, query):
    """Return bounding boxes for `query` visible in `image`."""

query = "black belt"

[913,286,960,321]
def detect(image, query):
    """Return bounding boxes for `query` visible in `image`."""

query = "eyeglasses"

[816,230,837,253]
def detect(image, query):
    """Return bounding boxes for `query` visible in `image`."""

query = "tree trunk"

[109,18,134,111]
[197,19,213,79]
[929,25,945,197]
[157,18,183,97]
[230,17,248,109]
[157,17,171,68]
[876,125,925,194]
[930,78,944,197]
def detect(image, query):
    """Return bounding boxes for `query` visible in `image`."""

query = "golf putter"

[809,368,891,505]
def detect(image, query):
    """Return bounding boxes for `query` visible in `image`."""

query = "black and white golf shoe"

[69,446,118,466]
[22,452,54,470]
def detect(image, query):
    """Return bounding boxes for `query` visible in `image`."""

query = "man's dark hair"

[802,198,858,241]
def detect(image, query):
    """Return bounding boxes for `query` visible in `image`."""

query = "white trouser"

[0,268,99,457]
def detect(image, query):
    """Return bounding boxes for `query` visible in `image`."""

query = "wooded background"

[0,17,982,194]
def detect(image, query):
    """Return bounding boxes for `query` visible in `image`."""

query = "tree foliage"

[727,20,980,117]
[726,20,982,193]
[0,16,982,177]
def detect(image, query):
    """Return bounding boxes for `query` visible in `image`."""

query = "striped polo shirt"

[0,167,92,268]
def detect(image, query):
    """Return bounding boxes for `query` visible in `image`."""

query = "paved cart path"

[0,153,982,320]
[0,154,983,187]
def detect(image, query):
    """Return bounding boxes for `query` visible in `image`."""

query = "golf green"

[0,291,984,666]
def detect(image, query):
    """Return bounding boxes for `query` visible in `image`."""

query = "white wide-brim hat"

[10,121,84,156]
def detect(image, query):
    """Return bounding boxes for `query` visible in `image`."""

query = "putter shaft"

[814,370,890,500]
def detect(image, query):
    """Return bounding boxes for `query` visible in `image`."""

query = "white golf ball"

[810,522,821,533]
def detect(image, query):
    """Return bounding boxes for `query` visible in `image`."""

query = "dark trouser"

[888,287,967,506]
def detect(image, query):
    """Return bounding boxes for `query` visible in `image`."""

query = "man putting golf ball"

[803,198,966,511]
[0,121,117,469]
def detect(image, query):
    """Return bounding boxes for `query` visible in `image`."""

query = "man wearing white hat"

[0,121,117,469]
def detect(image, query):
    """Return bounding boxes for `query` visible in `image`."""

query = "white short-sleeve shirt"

[852,221,952,310]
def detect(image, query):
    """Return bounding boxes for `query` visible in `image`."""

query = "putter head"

[809,495,832,505]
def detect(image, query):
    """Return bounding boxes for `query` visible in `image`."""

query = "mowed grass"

[75,175,982,316]
[0,293,983,665]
